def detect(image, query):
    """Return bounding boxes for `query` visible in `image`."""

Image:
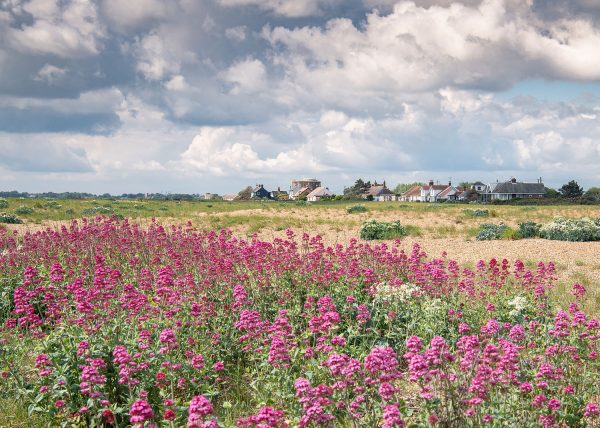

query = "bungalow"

[484,178,545,201]
[222,194,237,201]
[363,181,396,201]
[271,187,289,200]
[401,185,422,202]
[471,181,486,193]
[250,184,272,199]
[307,187,335,202]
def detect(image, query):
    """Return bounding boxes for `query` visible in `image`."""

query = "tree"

[584,187,600,200]
[344,179,371,196]
[544,187,560,198]
[237,186,253,200]
[559,180,583,198]
[393,182,423,194]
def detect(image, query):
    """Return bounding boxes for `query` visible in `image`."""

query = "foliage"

[545,187,560,198]
[539,217,600,242]
[359,219,407,240]
[14,206,34,215]
[344,179,371,196]
[346,204,368,214]
[464,209,489,217]
[82,206,115,216]
[0,219,598,427]
[584,187,600,200]
[236,186,253,200]
[393,182,423,194]
[0,212,23,224]
[0,198,8,209]
[518,221,541,238]
[475,223,508,240]
[560,180,584,198]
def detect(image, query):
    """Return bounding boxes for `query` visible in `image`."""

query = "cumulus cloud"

[7,0,105,57]
[0,140,93,172]
[34,64,68,84]
[100,0,171,30]
[217,0,342,17]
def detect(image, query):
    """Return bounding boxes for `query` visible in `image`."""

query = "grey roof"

[473,181,485,186]
[365,185,394,196]
[488,182,545,194]
[307,186,334,197]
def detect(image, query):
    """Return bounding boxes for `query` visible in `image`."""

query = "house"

[271,187,289,200]
[250,184,272,199]
[204,193,219,200]
[222,194,237,201]
[484,178,545,201]
[307,187,335,202]
[435,184,461,201]
[457,189,479,201]
[421,180,449,202]
[290,178,321,199]
[401,185,423,202]
[471,181,486,193]
[363,181,396,201]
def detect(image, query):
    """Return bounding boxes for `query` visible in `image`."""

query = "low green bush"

[347,205,368,214]
[476,223,508,241]
[464,209,489,217]
[359,220,407,240]
[518,221,541,238]
[14,206,33,215]
[82,206,115,216]
[0,212,23,224]
[45,200,62,209]
[539,217,600,242]
[0,198,8,209]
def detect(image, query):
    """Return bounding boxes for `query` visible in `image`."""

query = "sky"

[1,0,600,195]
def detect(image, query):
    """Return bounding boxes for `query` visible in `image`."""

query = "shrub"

[0,212,23,224]
[14,206,33,215]
[476,223,508,240]
[82,206,115,216]
[464,209,489,217]
[347,205,368,214]
[45,200,62,209]
[0,198,8,209]
[359,220,407,240]
[518,221,541,238]
[539,217,600,242]
[65,209,75,215]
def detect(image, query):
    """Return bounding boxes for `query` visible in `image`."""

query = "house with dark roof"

[484,178,545,201]
[270,187,289,200]
[421,180,449,202]
[435,184,461,201]
[250,184,272,199]
[471,181,486,193]
[363,181,396,201]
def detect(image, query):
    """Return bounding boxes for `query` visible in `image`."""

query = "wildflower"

[54,400,65,408]
[584,403,599,418]
[382,404,405,427]
[130,400,154,426]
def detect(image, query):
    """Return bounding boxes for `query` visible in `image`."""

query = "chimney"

[429,179,434,186]
[511,177,516,183]
[448,180,451,186]
[278,186,280,191]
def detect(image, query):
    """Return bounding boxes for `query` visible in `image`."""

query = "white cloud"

[134,31,181,81]
[217,0,341,17]
[101,0,170,30]
[8,0,105,57]
[225,25,247,42]
[219,58,267,94]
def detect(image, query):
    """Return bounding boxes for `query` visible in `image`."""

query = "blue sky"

[1,0,599,194]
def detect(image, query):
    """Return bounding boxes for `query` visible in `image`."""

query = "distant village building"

[204,193,219,200]
[270,187,289,200]
[222,194,237,201]
[290,178,321,200]
[363,181,396,201]
[421,180,448,202]
[307,187,335,202]
[435,183,460,201]
[484,178,545,201]
[471,181,486,192]
[251,184,272,199]
[401,185,422,202]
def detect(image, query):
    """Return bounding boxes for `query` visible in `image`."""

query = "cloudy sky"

[1,0,600,194]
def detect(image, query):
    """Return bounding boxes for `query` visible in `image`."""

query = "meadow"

[0,199,599,427]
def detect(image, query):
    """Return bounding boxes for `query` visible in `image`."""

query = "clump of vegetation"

[82,206,115,216]
[464,209,490,217]
[518,221,541,238]
[45,200,62,209]
[359,220,407,240]
[295,200,311,206]
[476,223,508,240]
[14,206,33,215]
[0,198,8,209]
[539,217,600,242]
[347,204,368,214]
[65,209,75,215]
[0,213,23,224]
